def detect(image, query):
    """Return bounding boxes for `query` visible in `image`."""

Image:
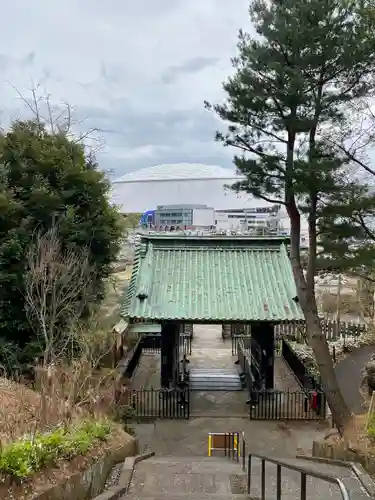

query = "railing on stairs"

[208,433,350,500]
[247,453,350,500]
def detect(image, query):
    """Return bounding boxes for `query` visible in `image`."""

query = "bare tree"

[24,224,97,364]
[8,81,104,155]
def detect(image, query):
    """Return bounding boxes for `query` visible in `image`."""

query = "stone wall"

[36,436,138,500]
[312,439,375,475]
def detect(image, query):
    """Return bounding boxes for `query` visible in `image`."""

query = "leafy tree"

[206,0,375,432]
[317,181,375,317]
[318,184,375,272]
[0,120,123,365]
[123,213,142,232]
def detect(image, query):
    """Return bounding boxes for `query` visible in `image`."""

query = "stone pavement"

[189,324,246,416]
[335,345,375,414]
[132,417,329,458]
[124,455,356,500]
[190,324,233,369]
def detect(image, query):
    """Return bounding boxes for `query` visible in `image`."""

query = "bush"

[0,120,123,367]
[0,419,111,479]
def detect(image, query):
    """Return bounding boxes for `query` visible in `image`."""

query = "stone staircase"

[189,368,243,391]
[123,454,372,500]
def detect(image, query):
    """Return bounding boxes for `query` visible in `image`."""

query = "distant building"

[154,204,215,229]
[215,205,283,233]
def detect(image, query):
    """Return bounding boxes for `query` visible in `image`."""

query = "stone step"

[135,461,243,474]
[128,470,248,495]
[189,368,242,391]
[143,456,243,471]
[144,455,241,463]
[127,455,362,500]
[125,495,250,500]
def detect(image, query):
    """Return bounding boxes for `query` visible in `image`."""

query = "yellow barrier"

[207,432,241,457]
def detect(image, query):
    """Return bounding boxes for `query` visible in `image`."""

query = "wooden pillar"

[252,322,274,390]
[175,323,181,383]
[161,322,179,388]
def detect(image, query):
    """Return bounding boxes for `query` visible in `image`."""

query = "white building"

[110,163,265,213]
[111,162,310,246]
[215,206,284,233]
[154,204,215,228]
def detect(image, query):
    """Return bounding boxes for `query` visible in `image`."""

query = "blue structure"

[139,210,155,226]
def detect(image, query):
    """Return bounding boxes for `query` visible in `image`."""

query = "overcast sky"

[0,0,251,177]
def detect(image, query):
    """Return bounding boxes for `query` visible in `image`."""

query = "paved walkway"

[190,324,232,369]
[189,325,247,417]
[132,417,329,458]
[335,345,375,414]
[131,353,161,389]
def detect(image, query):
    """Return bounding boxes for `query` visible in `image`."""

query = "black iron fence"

[275,319,367,342]
[232,334,251,355]
[249,390,326,420]
[230,324,251,337]
[180,333,192,356]
[181,324,194,338]
[237,342,252,390]
[235,336,326,420]
[125,388,190,420]
[140,333,161,354]
[280,339,326,418]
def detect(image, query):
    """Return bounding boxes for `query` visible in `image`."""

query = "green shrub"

[0,419,112,479]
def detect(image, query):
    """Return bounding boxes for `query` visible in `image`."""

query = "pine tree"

[206,0,375,433]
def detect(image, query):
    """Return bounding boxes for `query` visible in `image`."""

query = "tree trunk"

[287,200,351,435]
[292,257,351,434]
[302,300,351,435]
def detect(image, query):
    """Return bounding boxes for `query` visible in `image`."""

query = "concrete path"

[335,345,375,414]
[190,325,232,369]
[189,325,248,416]
[132,417,329,458]
[127,456,248,498]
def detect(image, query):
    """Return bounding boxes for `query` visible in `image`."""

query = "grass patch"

[0,419,111,481]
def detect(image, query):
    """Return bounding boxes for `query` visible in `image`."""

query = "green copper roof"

[122,234,304,322]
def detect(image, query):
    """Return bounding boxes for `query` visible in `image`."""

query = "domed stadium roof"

[113,163,241,183]
[110,163,256,213]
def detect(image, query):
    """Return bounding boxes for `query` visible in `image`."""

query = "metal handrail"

[247,453,350,500]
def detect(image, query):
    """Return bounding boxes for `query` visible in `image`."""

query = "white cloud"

[0,0,251,176]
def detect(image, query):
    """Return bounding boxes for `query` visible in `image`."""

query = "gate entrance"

[121,234,325,422]
[187,325,249,418]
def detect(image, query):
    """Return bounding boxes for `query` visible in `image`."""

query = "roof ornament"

[137,291,148,300]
